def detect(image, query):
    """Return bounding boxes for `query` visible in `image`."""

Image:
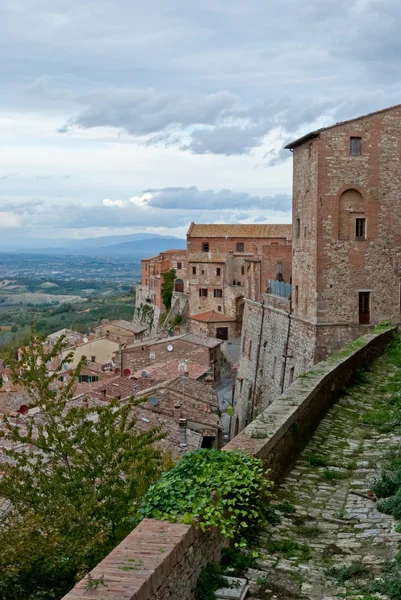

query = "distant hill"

[83,237,186,257]
[0,234,186,259]
[0,233,183,252]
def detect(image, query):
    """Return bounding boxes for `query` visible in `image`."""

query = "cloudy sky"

[1,0,400,242]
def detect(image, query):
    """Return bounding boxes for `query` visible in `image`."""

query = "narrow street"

[246,341,401,600]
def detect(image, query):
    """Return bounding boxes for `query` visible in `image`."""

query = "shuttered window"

[350,137,362,156]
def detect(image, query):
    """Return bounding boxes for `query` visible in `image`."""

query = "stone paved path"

[246,349,401,600]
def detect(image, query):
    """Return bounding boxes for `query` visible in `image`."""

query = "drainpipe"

[250,299,265,421]
[280,295,293,394]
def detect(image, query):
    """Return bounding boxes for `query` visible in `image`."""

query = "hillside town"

[3,104,401,600]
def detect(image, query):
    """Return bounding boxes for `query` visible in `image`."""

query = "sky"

[1,0,401,242]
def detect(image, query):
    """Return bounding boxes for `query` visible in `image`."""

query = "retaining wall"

[62,328,395,600]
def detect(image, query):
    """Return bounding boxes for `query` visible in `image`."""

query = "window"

[350,136,362,156]
[91,356,96,362]
[201,269,204,275]
[239,379,243,394]
[358,291,370,324]
[192,266,196,275]
[295,285,299,307]
[199,288,208,297]
[289,367,295,386]
[248,340,252,359]
[236,242,244,252]
[241,265,245,275]
[202,242,209,252]
[216,267,221,276]
[214,289,223,298]
[217,305,222,312]
[272,356,277,379]
[296,218,301,239]
[177,262,182,269]
[242,335,246,353]
[304,226,307,238]
[355,218,366,240]
[277,262,282,275]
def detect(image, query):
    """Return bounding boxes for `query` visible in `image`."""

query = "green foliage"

[378,494,401,519]
[140,449,273,547]
[321,468,342,480]
[159,312,168,325]
[294,525,322,538]
[275,500,296,514]
[0,331,169,599]
[266,537,311,560]
[376,320,396,331]
[195,564,227,600]
[372,472,401,498]
[170,314,183,327]
[326,561,369,583]
[161,268,176,311]
[221,546,255,573]
[371,575,401,598]
[307,453,328,467]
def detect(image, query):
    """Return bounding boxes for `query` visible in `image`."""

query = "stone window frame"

[236,242,245,252]
[199,288,208,298]
[355,217,367,240]
[350,136,362,156]
[202,242,209,252]
[192,266,196,275]
[213,288,223,298]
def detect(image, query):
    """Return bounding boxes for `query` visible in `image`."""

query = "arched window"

[339,189,365,240]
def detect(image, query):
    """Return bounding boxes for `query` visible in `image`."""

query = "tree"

[161,268,176,311]
[0,332,170,599]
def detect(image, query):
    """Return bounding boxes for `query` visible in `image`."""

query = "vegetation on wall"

[161,268,176,311]
[140,448,273,547]
[0,332,170,599]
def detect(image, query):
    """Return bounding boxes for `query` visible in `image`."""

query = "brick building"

[135,249,188,335]
[186,223,292,339]
[232,104,401,433]
[119,333,223,381]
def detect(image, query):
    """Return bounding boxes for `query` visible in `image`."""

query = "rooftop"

[187,223,292,240]
[285,103,401,149]
[132,360,210,381]
[189,310,235,323]
[181,333,223,348]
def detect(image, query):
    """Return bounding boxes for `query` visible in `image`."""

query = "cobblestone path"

[246,347,401,600]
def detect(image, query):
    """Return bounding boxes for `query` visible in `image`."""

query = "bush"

[140,449,273,546]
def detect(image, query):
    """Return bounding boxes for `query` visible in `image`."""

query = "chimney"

[174,403,181,422]
[179,418,187,447]
[205,375,214,388]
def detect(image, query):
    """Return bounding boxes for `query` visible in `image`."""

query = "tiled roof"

[46,328,81,341]
[114,320,147,334]
[189,310,235,323]
[181,333,222,348]
[132,360,210,381]
[86,376,157,402]
[285,103,401,149]
[166,377,218,408]
[187,223,292,239]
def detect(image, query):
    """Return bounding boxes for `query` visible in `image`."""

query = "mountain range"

[0,233,186,258]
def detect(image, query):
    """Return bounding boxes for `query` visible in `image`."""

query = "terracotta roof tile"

[132,359,209,381]
[187,223,292,240]
[189,310,235,323]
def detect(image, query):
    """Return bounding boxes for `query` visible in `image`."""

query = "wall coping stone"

[62,328,395,600]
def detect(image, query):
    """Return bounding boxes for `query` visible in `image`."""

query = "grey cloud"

[181,126,264,156]
[145,187,291,212]
[60,89,239,136]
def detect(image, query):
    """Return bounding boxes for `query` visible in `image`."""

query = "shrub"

[140,449,273,546]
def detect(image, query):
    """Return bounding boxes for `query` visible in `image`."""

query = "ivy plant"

[140,448,273,546]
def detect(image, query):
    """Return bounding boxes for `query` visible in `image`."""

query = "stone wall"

[62,328,394,600]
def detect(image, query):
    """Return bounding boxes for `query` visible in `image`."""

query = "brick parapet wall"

[62,328,394,600]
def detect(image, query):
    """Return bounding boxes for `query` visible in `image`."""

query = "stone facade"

[187,224,292,338]
[234,104,401,433]
[119,334,222,381]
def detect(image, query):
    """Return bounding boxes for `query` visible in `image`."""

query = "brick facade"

[233,104,401,433]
